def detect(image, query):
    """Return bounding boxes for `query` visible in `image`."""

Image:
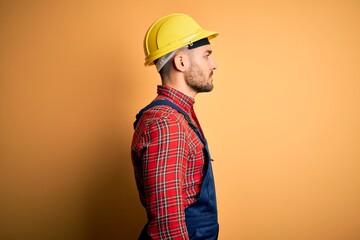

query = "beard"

[185,62,214,93]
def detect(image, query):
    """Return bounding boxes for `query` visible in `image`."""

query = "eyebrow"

[205,50,212,55]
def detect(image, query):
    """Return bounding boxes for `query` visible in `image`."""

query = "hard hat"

[143,13,218,66]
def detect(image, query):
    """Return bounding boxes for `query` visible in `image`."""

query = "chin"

[202,84,214,93]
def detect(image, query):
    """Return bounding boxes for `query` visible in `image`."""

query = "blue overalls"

[134,100,219,240]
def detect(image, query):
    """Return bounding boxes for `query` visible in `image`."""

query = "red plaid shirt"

[131,85,206,239]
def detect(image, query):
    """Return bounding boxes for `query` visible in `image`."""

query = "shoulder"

[134,102,192,136]
[142,104,186,128]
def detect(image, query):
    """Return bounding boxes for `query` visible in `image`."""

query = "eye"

[204,50,212,60]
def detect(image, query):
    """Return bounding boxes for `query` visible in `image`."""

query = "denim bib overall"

[134,100,219,240]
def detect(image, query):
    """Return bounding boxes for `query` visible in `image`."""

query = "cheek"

[205,61,212,73]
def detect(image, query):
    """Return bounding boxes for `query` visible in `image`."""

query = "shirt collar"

[157,85,195,113]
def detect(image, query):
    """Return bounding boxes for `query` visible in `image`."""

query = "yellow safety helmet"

[143,13,218,66]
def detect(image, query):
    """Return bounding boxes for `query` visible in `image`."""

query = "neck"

[162,73,197,99]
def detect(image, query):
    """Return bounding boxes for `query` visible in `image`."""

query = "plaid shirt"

[131,85,206,239]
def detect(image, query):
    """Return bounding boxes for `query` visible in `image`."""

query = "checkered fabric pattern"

[131,85,206,239]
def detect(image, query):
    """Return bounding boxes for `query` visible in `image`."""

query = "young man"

[131,13,219,240]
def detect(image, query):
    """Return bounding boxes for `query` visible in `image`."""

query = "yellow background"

[1,1,359,239]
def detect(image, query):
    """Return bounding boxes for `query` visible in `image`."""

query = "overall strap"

[133,100,206,145]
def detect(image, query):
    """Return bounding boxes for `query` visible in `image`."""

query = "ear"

[173,53,187,72]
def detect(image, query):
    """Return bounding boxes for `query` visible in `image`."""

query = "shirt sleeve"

[142,117,189,240]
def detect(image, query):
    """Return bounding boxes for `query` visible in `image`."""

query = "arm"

[142,117,189,240]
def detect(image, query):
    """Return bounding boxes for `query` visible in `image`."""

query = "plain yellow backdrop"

[1,1,359,239]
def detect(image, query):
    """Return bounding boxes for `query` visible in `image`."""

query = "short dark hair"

[159,58,172,79]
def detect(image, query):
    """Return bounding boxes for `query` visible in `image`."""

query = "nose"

[210,56,217,70]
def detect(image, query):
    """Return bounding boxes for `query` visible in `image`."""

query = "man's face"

[184,44,217,93]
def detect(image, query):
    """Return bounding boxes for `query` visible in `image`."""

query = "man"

[131,13,219,240]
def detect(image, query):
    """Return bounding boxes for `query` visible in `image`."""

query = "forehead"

[191,44,212,54]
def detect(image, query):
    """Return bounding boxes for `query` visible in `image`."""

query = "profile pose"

[131,13,219,240]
